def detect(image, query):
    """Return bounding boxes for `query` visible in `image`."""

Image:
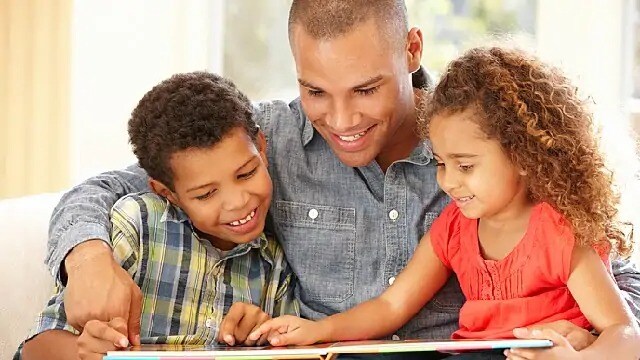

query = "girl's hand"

[247,315,328,346]
[506,328,581,360]
[218,302,272,346]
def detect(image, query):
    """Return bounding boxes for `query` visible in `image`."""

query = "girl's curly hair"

[418,46,633,257]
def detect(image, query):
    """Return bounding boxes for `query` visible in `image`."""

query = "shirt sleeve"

[272,266,300,317]
[46,164,149,285]
[109,196,143,277]
[429,203,459,270]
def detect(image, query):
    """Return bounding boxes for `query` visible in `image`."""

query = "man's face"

[152,128,272,251]
[290,19,421,168]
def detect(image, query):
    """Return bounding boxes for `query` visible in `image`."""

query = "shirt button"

[392,334,400,341]
[388,276,396,285]
[388,209,399,220]
[308,208,319,220]
[205,318,214,328]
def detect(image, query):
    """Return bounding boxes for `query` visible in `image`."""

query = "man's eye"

[355,86,379,96]
[307,89,324,97]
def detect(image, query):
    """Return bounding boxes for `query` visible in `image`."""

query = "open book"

[104,339,553,359]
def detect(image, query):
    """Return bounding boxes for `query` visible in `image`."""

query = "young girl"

[247,47,640,359]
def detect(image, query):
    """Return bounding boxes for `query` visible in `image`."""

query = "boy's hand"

[506,328,581,360]
[77,317,130,360]
[218,302,271,346]
[247,315,328,346]
[65,240,143,346]
[516,320,596,351]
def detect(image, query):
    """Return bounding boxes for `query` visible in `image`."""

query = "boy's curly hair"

[129,71,258,191]
[418,47,632,257]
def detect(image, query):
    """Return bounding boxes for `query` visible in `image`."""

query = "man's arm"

[46,164,148,283]
[611,256,640,322]
[21,330,78,360]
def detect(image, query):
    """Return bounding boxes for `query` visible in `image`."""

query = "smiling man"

[42,1,640,360]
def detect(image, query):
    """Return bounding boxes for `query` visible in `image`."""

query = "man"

[45,1,640,358]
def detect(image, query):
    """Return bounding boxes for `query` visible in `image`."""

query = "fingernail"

[532,329,541,336]
[271,338,280,346]
[224,335,235,345]
[117,338,129,348]
[135,334,141,345]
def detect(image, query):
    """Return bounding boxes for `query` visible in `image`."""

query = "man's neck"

[376,107,421,172]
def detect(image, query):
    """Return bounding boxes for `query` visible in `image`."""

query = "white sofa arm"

[0,193,61,360]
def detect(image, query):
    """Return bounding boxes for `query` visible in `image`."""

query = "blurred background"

[1,0,639,202]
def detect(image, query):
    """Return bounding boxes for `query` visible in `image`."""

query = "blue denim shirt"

[47,99,640,341]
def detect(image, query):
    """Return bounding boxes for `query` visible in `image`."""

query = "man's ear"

[406,27,423,73]
[257,130,268,166]
[149,178,179,205]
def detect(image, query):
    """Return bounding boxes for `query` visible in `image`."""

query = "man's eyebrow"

[351,75,383,90]
[297,75,384,91]
[298,78,321,90]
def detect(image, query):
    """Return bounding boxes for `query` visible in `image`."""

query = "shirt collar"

[160,198,190,223]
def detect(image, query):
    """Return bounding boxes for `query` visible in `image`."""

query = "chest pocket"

[274,200,356,303]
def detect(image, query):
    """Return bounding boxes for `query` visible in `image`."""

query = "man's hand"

[64,240,142,346]
[218,302,271,346]
[506,328,581,360]
[77,317,130,360]
[516,320,596,351]
[247,315,328,346]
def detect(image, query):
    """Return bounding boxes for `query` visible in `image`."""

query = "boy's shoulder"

[111,192,176,227]
[112,191,166,213]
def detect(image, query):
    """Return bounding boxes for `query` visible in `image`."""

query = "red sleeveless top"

[430,202,608,339]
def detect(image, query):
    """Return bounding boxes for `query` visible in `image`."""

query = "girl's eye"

[459,164,474,172]
[195,189,216,201]
[435,162,445,167]
[238,167,258,180]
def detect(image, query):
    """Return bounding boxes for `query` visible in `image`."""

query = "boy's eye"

[238,167,258,180]
[355,86,379,96]
[459,164,474,172]
[195,189,216,201]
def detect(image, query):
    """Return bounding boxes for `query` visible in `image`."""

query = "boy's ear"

[149,178,179,205]
[257,130,268,166]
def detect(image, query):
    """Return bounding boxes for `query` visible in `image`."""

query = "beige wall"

[0,0,72,199]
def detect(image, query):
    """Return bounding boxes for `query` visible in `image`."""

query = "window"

[221,0,536,100]
[405,0,536,76]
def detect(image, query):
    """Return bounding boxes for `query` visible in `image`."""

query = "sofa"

[0,193,60,360]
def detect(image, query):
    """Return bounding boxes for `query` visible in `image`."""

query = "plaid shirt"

[18,192,297,355]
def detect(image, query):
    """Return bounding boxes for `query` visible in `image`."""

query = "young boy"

[18,72,298,360]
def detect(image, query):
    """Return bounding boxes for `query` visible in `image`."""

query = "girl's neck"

[477,190,535,261]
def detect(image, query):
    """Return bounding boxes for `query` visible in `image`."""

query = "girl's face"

[429,108,529,222]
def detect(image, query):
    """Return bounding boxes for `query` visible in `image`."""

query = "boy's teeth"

[338,130,367,142]
[228,210,256,226]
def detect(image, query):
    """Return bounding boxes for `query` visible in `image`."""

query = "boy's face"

[151,127,272,251]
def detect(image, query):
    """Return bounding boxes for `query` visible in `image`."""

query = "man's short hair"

[128,71,258,191]
[288,0,408,44]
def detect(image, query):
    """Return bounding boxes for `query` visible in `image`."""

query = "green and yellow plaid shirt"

[21,192,298,349]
